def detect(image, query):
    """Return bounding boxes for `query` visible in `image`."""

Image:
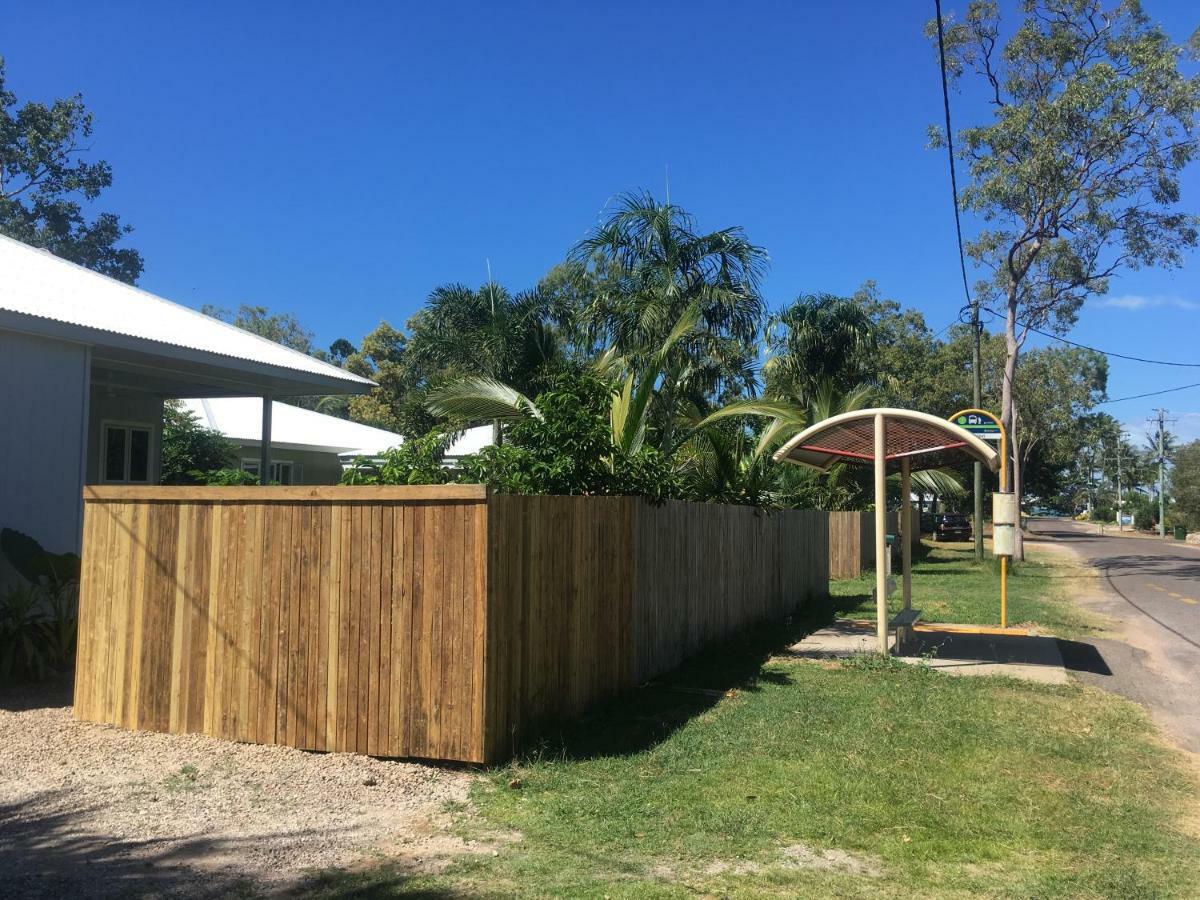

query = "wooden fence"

[827,506,920,580]
[75,487,827,764]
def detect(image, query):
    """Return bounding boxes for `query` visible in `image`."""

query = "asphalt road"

[1027,517,1200,752]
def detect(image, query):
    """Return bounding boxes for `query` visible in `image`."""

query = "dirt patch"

[779,842,881,876]
[0,683,476,898]
[655,842,881,881]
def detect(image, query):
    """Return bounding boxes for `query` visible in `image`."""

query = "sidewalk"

[788,620,1087,685]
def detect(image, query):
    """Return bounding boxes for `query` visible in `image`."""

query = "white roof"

[0,234,372,392]
[182,398,403,455]
[444,425,494,458]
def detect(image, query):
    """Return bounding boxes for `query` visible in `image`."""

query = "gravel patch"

[0,680,475,898]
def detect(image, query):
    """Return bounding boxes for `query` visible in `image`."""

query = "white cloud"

[1098,294,1199,311]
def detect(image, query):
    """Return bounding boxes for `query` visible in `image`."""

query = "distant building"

[181,398,404,485]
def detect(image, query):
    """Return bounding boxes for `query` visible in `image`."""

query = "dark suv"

[932,513,972,542]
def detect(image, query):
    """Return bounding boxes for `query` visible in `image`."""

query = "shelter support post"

[259,394,272,486]
[899,457,913,652]
[901,457,912,612]
[874,412,888,655]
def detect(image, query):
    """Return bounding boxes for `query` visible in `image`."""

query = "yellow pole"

[999,422,1008,630]
[874,412,888,655]
[948,408,1009,629]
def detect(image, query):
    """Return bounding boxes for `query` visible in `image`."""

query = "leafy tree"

[1012,346,1107,497]
[571,191,768,409]
[344,321,435,435]
[0,57,142,282]
[1169,439,1200,530]
[159,400,239,484]
[933,0,1200,556]
[201,304,315,353]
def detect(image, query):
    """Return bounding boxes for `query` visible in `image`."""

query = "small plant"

[163,763,203,792]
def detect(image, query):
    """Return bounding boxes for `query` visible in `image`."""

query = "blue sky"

[5,1,1198,442]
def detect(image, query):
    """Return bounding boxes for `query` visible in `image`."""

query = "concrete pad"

[788,620,1085,685]
[897,631,1071,684]
[789,621,881,659]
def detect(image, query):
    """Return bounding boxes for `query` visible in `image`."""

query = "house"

[0,234,374,563]
[180,397,403,484]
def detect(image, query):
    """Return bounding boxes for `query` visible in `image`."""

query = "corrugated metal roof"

[182,397,403,455]
[0,234,373,389]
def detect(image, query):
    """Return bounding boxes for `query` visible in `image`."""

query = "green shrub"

[341,432,451,485]
[199,467,260,486]
[456,374,683,500]
[0,529,80,681]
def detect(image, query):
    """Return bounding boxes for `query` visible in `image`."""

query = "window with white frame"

[241,458,298,485]
[102,422,154,483]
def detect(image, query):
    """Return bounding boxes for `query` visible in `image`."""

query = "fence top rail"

[83,484,489,503]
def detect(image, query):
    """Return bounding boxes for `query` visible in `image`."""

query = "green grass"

[307,624,1200,899]
[306,542,1190,897]
[829,540,1103,638]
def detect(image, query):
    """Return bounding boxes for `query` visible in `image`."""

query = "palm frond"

[425,377,543,422]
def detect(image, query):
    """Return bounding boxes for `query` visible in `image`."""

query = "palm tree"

[570,191,769,411]
[406,282,563,443]
[426,305,703,470]
[765,293,877,400]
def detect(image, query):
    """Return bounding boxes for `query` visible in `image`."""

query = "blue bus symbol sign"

[953,412,1002,441]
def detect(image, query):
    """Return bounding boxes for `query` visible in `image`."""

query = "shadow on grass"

[512,591,863,764]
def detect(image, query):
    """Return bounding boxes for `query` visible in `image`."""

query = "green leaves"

[425,376,543,423]
[0,57,143,283]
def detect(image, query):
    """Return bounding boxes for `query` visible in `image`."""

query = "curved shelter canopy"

[772,408,1001,656]
[772,408,1000,473]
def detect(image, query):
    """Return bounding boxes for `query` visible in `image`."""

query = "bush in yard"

[341,431,452,485]
[201,467,261,486]
[160,400,240,484]
[456,373,683,500]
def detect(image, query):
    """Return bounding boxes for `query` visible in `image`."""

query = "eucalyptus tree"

[933,0,1200,555]
[569,191,768,414]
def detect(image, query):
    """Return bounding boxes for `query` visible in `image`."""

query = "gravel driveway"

[0,679,475,898]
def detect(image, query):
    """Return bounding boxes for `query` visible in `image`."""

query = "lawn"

[310,625,1200,898]
[828,539,1103,639]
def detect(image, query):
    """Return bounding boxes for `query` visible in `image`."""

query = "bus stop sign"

[952,411,1002,442]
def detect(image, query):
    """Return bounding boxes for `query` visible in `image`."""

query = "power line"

[978,304,1200,368]
[933,0,973,316]
[1098,382,1200,404]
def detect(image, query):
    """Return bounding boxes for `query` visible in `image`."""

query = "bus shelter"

[773,409,1000,654]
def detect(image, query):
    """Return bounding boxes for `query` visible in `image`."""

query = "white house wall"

[0,329,90,555]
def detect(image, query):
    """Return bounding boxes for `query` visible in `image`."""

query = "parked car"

[932,513,972,542]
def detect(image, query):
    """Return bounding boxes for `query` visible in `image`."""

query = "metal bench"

[889,607,923,653]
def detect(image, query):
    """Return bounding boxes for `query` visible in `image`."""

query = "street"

[1028,518,1200,753]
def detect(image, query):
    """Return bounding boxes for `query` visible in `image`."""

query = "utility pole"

[1149,408,1173,538]
[1112,433,1130,532]
[971,303,984,563]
